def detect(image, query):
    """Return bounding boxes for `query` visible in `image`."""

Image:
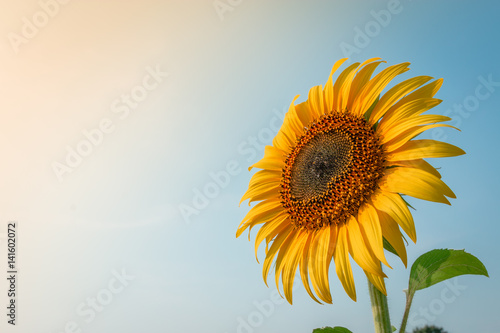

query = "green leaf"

[391,325,397,332]
[409,249,489,293]
[383,237,399,257]
[313,327,353,333]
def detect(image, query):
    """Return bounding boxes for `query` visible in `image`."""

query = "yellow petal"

[308,85,325,119]
[334,224,356,301]
[236,199,283,237]
[382,124,458,152]
[381,167,456,205]
[247,170,281,188]
[281,95,304,138]
[308,226,334,303]
[242,169,282,205]
[369,76,433,125]
[351,62,410,117]
[381,115,451,143]
[377,210,407,267]
[272,128,294,154]
[386,140,466,161]
[273,95,307,150]
[274,229,301,298]
[357,57,383,68]
[272,98,303,153]
[357,203,391,268]
[384,78,443,119]
[240,180,280,205]
[365,270,387,295]
[299,232,322,304]
[262,225,294,286]
[405,78,443,99]
[295,101,313,128]
[254,213,289,261]
[333,62,361,112]
[390,159,442,179]
[377,98,442,134]
[346,60,384,110]
[324,58,349,112]
[372,191,416,243]
[346,216,385,276]
[264,214,291,249]
[244,186,281,205]
[282,231,308,304]
[249,145,285,171]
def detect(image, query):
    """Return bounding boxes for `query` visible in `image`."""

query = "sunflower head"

[237,58,465,304]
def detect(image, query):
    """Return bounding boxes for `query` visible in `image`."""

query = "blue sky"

[0,0,499,332]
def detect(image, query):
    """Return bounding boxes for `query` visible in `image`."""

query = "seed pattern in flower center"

[280,112,386,230]
[290,130,352,201]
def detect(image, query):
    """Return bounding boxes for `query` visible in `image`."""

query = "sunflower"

[237,58,465,304]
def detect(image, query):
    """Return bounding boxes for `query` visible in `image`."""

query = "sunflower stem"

[398,292,414,333]
[367,278,392,333]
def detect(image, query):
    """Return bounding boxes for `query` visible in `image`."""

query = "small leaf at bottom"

[313,326,353,333]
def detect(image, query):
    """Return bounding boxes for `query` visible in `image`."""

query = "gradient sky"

[0,1,499,332]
